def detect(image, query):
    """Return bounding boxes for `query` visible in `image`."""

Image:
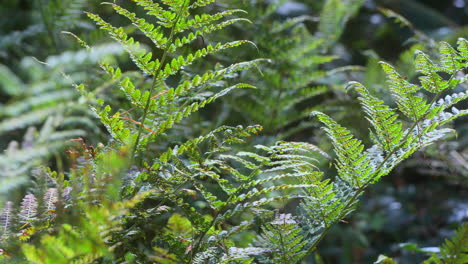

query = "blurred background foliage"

[0,0,466,263]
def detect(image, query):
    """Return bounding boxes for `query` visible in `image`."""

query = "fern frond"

[86,12,158,75]
[300,39,468,262]
[189,0,216,9]
[348,81,404,151]
[318,0,365,48]
[300,179,346,229]
[222,0,362,138]
[131,0,178,27]
[0,202,14,241]
[152,83,255,135]
[19,194,38,224]
[380,62,430,121]
[312,112,373,187]
[160,40,255,78]
[256,213,308,264]
[174,9,248,34]
[44,188,58,214]
[424,223,468,264]
[171,17,251,51]
[86,0,257,153]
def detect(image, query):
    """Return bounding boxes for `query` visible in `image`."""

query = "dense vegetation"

[0,0,466,263]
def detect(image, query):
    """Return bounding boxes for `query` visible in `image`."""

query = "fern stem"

[132,2,187,161]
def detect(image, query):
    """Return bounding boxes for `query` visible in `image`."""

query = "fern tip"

[345,81,363,93]
[310,111,325,118]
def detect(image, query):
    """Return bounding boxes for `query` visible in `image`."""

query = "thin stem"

[132,2,187,162]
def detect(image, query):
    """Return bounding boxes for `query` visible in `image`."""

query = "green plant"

[375,223,468,264]
[82,0,263,158]
[215,0,364,139]
[0,0,91,62]
[0,44,125,200]
[424,223,468,264]
[0,1,467,263]
[304,36,468,243]
[0,142,152,263]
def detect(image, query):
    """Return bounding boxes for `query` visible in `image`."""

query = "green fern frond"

[348,81,404,151]
[300,39,468,262]
[318,0,365,48]
[380,62,430,121]
[85,0,258,154]
[256,213,308,264]
[221,0,363,139]
[312,112,373,187]
[86,12,158,75]
[189,0,216,9]
[424,223,468,264]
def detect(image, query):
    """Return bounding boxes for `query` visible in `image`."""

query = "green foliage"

[0,140,149,263]
[318,0,365,47]
[360,10,468,187]
[334,39,467,180]
[0,44,123,198]
[0,1,467,264]
[0,0,92,61]
[83,0,261,155]
[21,192,152,264]
[299,38,468,258]
[255,214,307,263]
[424,223,468,264]
[373,223,468,264]
[220,0,364,138]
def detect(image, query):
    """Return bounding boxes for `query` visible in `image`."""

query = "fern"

[360,11,468,184]
[317,0,365,48]
[0,202,14,242]
[83,0,261,156]
[121,126,314,262]
[296,39,468,260]
[2,2,467,264]
[18,194,38,225]
[0,168,72,249]
[21,191,152,264]
[14,1,284,262]
[0,139,148,263]
[0,44,124,195]
[424,223,468,264]
[188,38,466,263]
[256,213,308,264]
[219,0,364,140]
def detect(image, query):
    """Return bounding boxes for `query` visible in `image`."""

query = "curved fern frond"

[300,39,468,261]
